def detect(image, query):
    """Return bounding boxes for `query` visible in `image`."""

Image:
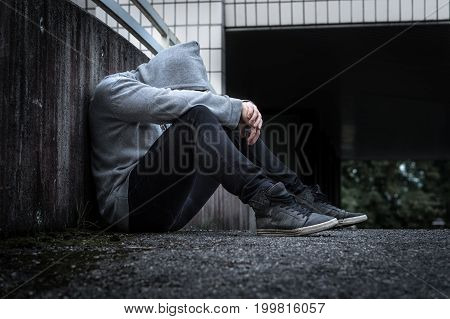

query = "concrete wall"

[0,0,148,237]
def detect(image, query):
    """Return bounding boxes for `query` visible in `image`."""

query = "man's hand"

[240,100,262,145]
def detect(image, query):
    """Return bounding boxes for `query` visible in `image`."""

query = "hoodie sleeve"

[108,76,242,128]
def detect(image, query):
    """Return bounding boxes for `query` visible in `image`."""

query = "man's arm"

[108,76,243,129]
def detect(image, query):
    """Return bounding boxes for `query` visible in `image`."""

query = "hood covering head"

[133,41,213,92]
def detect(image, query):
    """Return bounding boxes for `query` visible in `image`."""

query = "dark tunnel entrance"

[225,23,450,204]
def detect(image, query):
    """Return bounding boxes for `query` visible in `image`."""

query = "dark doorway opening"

[225,24,450,203]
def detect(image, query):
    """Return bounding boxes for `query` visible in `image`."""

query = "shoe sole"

[256,218,338,237]
[336,214,368,227]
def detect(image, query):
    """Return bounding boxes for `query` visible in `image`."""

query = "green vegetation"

[341,160,450,228]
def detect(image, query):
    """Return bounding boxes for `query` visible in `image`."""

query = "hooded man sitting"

[89,41,366,235]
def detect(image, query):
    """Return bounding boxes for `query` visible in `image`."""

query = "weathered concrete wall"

[0,0,149,237]
[0,0,254,237]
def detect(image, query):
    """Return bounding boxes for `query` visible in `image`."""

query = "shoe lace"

[278,198,312,217]
[313,191,328,204]
[278,200,296,211]
[309,185,330,203]
[252,183,312,217]
[309,185,349,215]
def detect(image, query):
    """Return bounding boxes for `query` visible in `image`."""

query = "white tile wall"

[224,0,450,27]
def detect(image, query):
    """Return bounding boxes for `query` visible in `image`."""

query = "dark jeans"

[128,106,304,232]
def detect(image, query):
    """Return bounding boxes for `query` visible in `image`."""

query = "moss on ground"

[0,230,130,298]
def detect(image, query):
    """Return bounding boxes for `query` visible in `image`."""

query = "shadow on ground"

[0,229,448,298]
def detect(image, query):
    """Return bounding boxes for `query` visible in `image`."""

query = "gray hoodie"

[89,41,243,231]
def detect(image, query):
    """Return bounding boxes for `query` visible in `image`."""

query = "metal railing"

[92,0,179,55]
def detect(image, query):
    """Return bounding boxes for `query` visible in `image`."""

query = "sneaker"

[295,185,368,227]
[249,182,338,236]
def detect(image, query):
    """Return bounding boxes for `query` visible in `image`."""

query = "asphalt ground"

[0,229,448,298]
